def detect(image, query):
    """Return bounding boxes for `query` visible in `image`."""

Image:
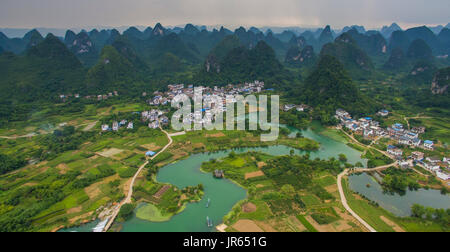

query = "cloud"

[0,0,448,29]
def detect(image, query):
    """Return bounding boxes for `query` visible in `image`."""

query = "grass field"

[135,203,172,222]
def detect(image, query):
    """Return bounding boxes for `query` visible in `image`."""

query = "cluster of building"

[145,81,266,107]
[59,91,119,102]
[335,109,434,150]
[101,120,133,132]
[141,109,169,129]
[421,156,450,180]
[336,109,449,181]
[147,81,266,126]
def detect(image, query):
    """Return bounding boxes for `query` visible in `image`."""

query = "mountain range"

[0,22,449,123]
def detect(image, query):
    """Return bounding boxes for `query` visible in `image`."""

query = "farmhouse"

[145,151,156,157]
[411,151,424,161]
[387,145,403,157]
[424,140,434,150]
[214,170,224,178]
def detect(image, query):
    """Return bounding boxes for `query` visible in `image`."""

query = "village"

[99,81,266,132]
[335,109,450,181]
[149,80,266,126]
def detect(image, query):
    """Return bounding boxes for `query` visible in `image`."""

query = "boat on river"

[206,216,213,227]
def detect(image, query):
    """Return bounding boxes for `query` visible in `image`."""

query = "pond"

[348,172,450,217]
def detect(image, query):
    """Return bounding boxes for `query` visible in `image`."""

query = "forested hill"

[298,55,378,123]
[194,40,296,88]
[0,34,85,103]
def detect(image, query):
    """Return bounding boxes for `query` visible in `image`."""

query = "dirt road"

[103,128,174,232]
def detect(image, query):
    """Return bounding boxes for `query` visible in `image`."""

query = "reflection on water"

[348,173,450,217]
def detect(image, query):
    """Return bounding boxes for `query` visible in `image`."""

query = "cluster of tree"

[118,203,135,221]
[279,110,310,129]
[411,204,450,228]
[381,168,420,195]
[262,154,343,189]
[71,165,116,189]
[194,39,296,89]
[0,153,26,175]
[38,126,95,160]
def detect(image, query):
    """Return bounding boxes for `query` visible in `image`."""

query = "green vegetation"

[381,168,421,195]
[296,215,318,232]
[362,148,393,168]
[0,153,26,175]
[118,203,135,221]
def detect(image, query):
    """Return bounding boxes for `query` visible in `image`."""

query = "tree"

[338,154,348,162]
[411,204,425,218]
[118,203,135,221]
[281,184,295,196]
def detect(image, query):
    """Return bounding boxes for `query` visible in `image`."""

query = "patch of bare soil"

[57,163,69,174]
[287,216,306,232]
[67,206,82,214]
[257,162,267,169]
[232,219,264,232]
[332,206,365,232]
[305,216,335,232]
[140,143,161,151]
[21,182,38,187]
[84,174,119,198]
[193,143,206,149]
[333,220,352,232]
[380,216,405,232]
[242,202,257,213]
[245,171,265,180]
[206,132,226,138]
[69,211,94,224]
[153,185,171,199]
[325,184,338,193]
[255,221,277,232]
[97,148,124,158]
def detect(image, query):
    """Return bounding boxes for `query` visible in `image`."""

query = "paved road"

[337,169,377,232]
[103,128,174,232]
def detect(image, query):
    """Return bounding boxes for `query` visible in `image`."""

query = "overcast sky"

[0,0,449,29]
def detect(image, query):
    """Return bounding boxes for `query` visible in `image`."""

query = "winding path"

[102,128,176,232]
[337,169,377,232]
